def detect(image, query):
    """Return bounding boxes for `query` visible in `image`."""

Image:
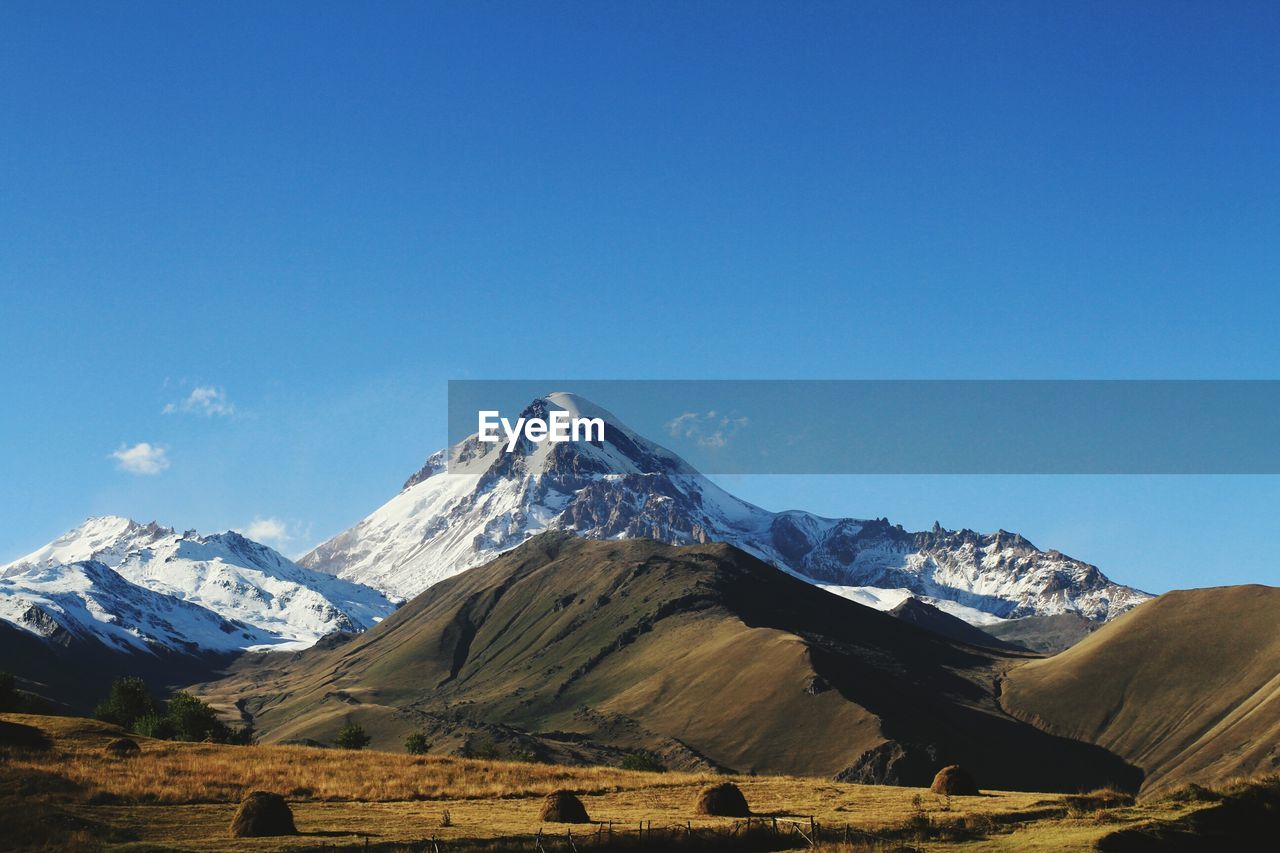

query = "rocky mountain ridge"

[302,392,1149,623]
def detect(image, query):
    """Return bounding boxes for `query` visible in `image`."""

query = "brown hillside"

[1001,584,1280,794]
[194,534,1136,793]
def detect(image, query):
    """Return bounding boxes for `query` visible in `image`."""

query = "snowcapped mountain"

[1,515,170,579]
[0,517,397,654]
[0,559,270,655]
[301,392,1150,622]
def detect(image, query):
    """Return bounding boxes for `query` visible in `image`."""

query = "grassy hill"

[193,534,1136,793]
[5,712,1267,851]
[1001,584,1280,793]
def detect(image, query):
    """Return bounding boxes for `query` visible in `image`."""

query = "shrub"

[166,692,230,742]
[227,724,256,746]
[405,732,429,755]
[98,682,237,744]
[335,720,371,750]
[134,712,176,740]
[93,677,161,729]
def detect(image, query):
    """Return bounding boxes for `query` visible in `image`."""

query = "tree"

[134,712,176,740]
[166,692,230,742]
[404,732,429,755]
[227,723,256,746]
[94,677,160,729]
[335,720,371,750]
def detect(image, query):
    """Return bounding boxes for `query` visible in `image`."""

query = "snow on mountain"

[1,516,170,578]
[1,517,397,653]
[301,392,1150,622]
[817,584,1007,626]
[0,559,271,655]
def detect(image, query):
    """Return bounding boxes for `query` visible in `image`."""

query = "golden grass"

[0,713,1238,852]
[3,713,714,804]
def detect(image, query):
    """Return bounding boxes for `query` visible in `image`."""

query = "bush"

[134,712,176,740]
[166,692,230,742]
[405,732,429,755]
[93,680,239,744]
[227,724,256,746]
[94,677,161,729]
[335,720,371,750]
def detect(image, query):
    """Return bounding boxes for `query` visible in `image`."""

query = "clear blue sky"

[2,1,1278,592]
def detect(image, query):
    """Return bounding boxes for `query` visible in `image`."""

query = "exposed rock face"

[301,392,1149,622]
[836,740,941,786]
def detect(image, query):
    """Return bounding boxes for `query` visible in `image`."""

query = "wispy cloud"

[239,516,290,545]
[110,442,170,475]
[163,386,235,417]
[666,410,749,449]
[237,517,312,551]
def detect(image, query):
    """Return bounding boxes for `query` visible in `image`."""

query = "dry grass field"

[0,713,1259,852]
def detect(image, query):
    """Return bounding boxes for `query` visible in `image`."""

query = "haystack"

[695,782,751,817]
[103,737,141,757]
[538,789,590,823]
[930,764,980,796]
[229,791,297,837]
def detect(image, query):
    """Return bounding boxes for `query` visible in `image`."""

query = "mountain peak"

[1,515,175,578]
[1,516,398,654]
[408,392,696,490]
[301,391,1150,622]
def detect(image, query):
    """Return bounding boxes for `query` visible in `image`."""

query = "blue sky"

[2,2,1278,592]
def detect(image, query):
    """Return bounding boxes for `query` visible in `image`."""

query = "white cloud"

[666,411,749,449]
[238,516,297,546]
[110,442,170,475]
[163,385,235,417]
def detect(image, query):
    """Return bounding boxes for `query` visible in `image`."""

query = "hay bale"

[930,764,980,796]
[695,782,751,817]
[538,790,590,823]
[229,791,297,837]
[103,737,141,757]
